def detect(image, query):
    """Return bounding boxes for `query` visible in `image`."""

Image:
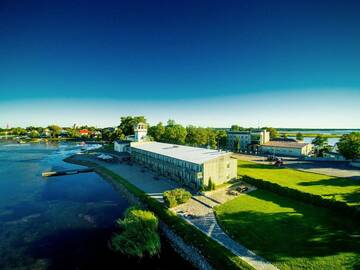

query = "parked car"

[267,155,277,161]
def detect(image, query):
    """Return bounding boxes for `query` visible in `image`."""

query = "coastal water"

[0,142,193,270]
[280,129,359,135]
[288,136,340,146]
[283,129,360,147]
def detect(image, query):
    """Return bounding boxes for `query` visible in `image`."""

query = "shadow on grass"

[237,163,280,170]
[297,178,360,206]
[216,190,360,263]
[298,177,360,187]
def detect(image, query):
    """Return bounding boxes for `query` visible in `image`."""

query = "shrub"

[206,178,216,191]
[110,207,161,258]
[164,193,178,208]
[163,188,192,208]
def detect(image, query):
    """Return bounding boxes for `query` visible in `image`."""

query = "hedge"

[163,188,192,208]
[242,175,360,221]
[96,166,255,270]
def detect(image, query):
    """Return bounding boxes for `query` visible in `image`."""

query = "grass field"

[237,160,360,207]
[215,189,360,270]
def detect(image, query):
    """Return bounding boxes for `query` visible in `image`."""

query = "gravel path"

[233,153,360,179]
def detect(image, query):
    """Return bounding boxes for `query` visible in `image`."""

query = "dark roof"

[227,129,264,134]
[115,140,132,144]
[261,141,310,149]
[271,138,297,142]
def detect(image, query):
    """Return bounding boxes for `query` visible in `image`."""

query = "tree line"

[112,116,228,150]
[2,116,359,160]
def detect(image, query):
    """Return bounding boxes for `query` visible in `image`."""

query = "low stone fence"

[350,161,360,168]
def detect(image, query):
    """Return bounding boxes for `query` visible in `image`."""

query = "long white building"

[114,123,237,189]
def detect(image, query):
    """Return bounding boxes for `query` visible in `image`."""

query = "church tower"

[134,122,147,142]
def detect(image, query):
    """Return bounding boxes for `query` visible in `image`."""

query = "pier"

[42,168,94,177]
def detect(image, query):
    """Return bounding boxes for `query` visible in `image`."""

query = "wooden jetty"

[42,168,94,177]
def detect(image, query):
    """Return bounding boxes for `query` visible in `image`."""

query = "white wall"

[261,146,302,157]
[114,141,129,152]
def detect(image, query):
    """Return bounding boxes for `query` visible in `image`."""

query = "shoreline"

[63,155,214,270]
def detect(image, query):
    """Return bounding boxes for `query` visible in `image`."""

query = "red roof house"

[79,129,90,136]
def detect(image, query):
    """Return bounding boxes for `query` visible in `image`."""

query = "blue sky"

[0,0,359,128]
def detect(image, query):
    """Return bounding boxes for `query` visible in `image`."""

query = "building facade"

[131,142,237,189]
[114,123,237,189]
[227,129,270,152]
[260,141,313,157]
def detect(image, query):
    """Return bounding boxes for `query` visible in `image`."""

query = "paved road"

[285,161,360,179]
[234,153,360,179]
[73,154,279,270]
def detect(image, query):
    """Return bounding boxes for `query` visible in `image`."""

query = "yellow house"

[260,141,313,157]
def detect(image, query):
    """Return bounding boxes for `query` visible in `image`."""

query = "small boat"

[42,171,57,177]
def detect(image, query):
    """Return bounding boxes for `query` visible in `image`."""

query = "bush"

[163,188,192,208]
[164,193,178,208]
[242,175,360,221]
[208,178,215,191]
[110,207,161,258]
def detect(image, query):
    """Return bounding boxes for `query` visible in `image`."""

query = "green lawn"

[237,160,360,207]
[215,189,360,270]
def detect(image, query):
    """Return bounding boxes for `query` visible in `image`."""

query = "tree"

[11,127,27,136]
[110,207,160,258]
[207,177,216,190]
[47,125,62,138]
[312,135,327,148]
[337,132,360,160]
[216,130,228,150]
[28,130,40,138]
[233,137,240,152]
[185,126,207,146]
[296,132,304,141]
[119,116,147,136]
[166,119,176,127]
[68,127,80,138]
[264,127,278,139]
[148,122,165,142]
[162,120,187,144]
[312,135,332,157]
[230,125,241,131]
[206,128,217,149]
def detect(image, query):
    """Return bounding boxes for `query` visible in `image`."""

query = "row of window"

[132,152,201,188]
[132,149,202,171]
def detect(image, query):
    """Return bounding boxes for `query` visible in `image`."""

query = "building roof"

[131,141,231,164]
[227,129,265,135]
[271,138,297,142]
[261,141,310,149]
[115,139,132,144]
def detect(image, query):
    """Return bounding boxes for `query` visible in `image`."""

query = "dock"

[42,168,94,177]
